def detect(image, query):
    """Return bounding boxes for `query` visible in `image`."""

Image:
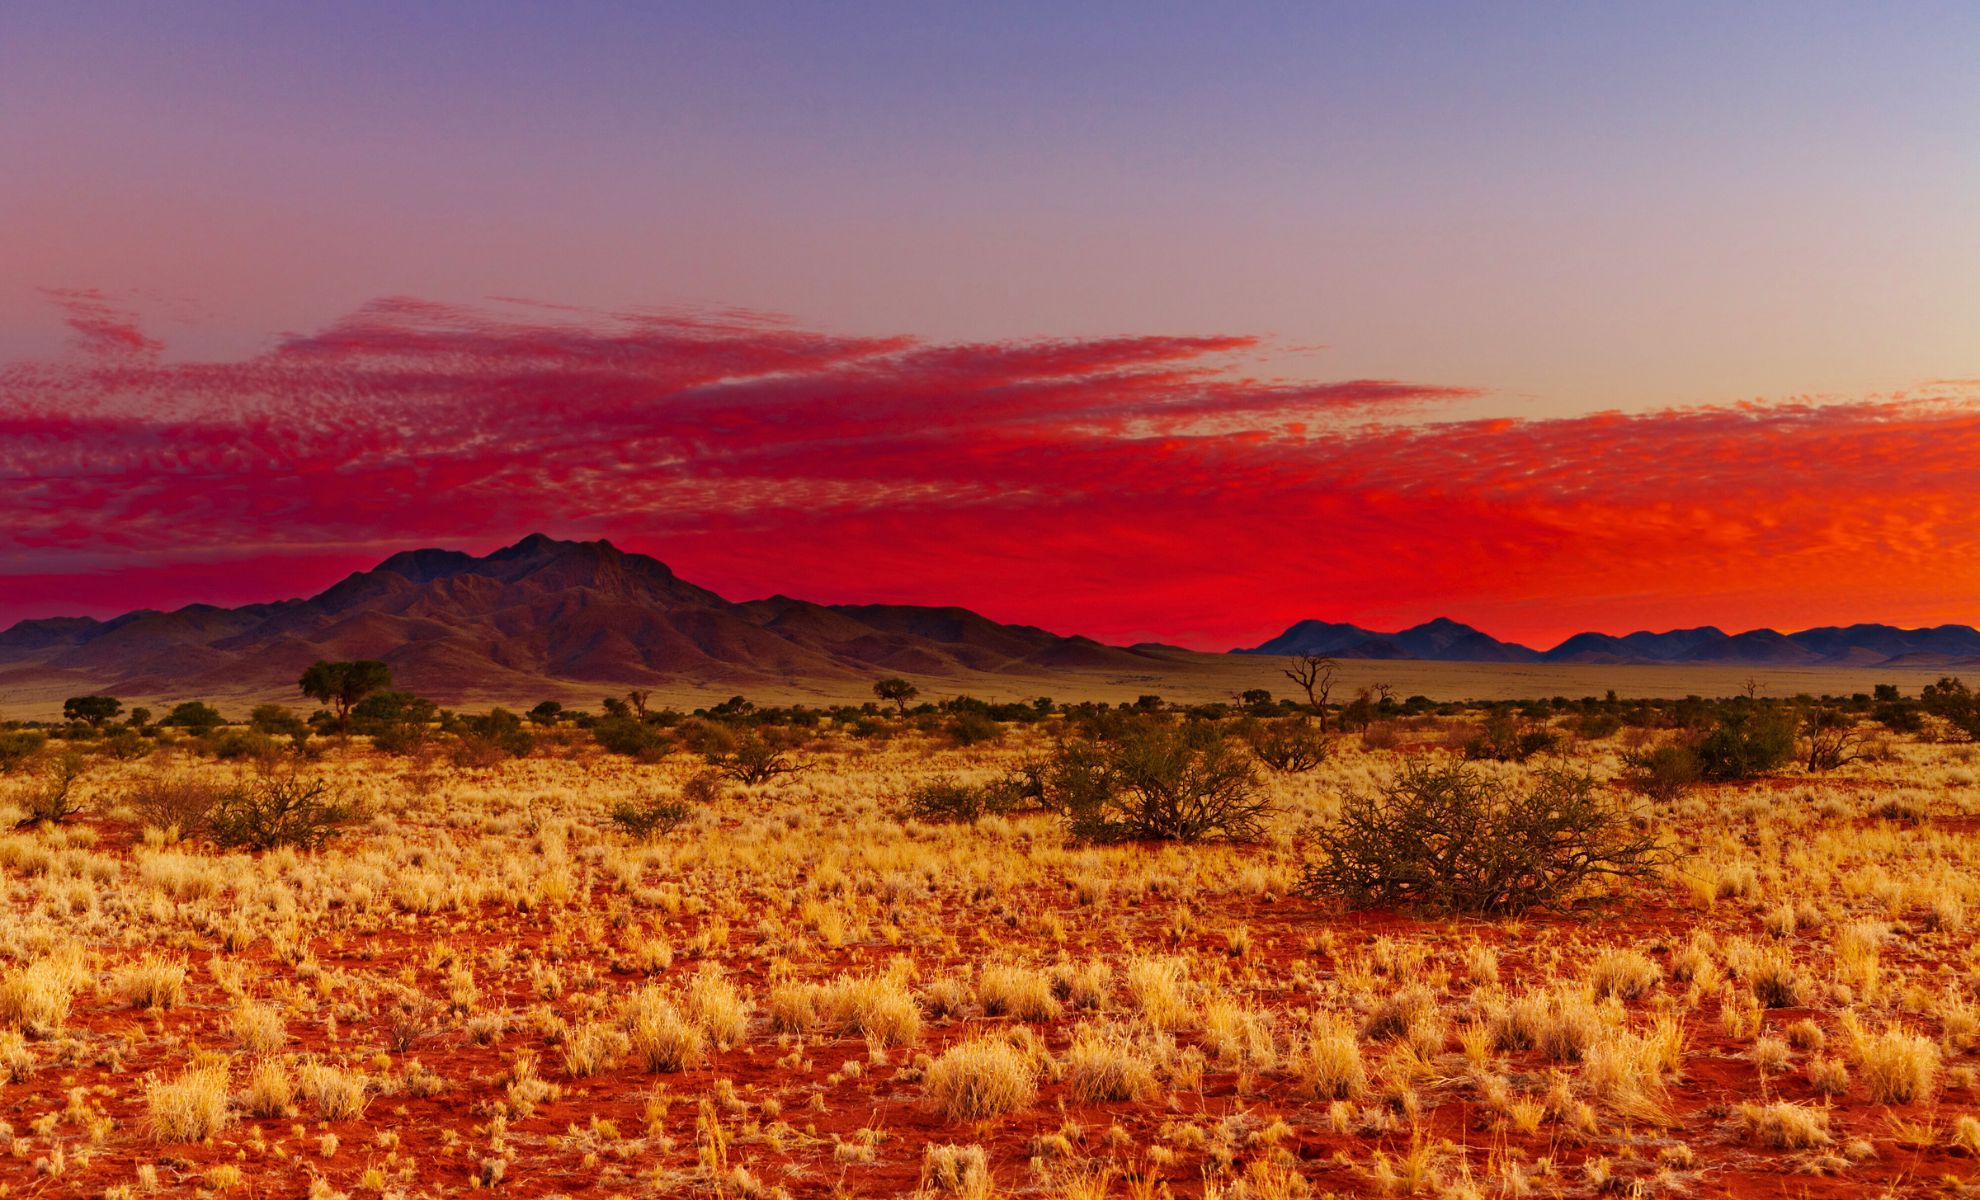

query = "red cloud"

[38,288,166,360]
[2,296,1975,646]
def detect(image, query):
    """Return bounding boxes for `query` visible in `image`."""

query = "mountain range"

[1237,616,1980,668]
[4,534,1973,710]
[0,535,1195,704]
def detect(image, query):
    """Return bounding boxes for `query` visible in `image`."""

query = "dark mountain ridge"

[0,534,1192,701]
[1238,616,1980,668]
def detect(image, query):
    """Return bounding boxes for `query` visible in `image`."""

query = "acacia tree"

[874,677,919,715]
[299,660,393,731]
[1281,654,1339,729]
[62,695,122,728]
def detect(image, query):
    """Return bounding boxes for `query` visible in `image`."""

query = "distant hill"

[0,534,1193,703]
[1236,617,1980,668]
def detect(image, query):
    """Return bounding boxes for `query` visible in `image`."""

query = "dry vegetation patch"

[0,703,1974,1196]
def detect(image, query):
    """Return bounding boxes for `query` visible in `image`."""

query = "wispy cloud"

[3,295,1975,645]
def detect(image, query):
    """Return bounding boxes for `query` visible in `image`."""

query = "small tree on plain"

[63,695,122,728]
[162,701,225,733]
[874,678,919,715]
[706,733,803,785]
[299,660,393,732]
[1280,655,1338,729]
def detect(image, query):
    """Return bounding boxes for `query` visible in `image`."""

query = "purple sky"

[3,3,1979,644]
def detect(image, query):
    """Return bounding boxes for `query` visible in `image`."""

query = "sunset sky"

[3,3,1978,648]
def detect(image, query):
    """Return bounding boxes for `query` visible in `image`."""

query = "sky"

[2,2,1978,648]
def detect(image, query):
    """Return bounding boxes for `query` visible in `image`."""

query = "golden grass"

[924,1034,1039,1121]
[145,1062,232,1142]
[0,712,1974,1195]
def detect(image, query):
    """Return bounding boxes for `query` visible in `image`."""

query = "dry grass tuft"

[146,1062,233,1142]
[925,1034,1039,1121]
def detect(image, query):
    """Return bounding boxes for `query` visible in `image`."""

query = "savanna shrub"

[594,717,669,760]
[0,731,47,773]
[19,751,87,825]
[1042,721,1270,843]
[208,776,357,851]
[1300,759,1663,914]
[706,733,802,785]
[1620,740,1703,803]
[901,775,1026,825]
[609,794,693,840]
[1461,712,1558,762]
[1243,717,1333,774]
[1697,707,1797,779]
[945,712,1002,747]
[127,773,225,837]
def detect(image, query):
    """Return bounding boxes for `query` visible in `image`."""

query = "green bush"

[1461,712,1558,762]
[1573,712,1625,741]
[99,729,151,762]
[1620,740,1702,803]
[352,691,437,754]
[609,793,693,840]
[901,775,1027,824]
[0,731,47,773]
[250,704,309,738]
[459,708,533,758]
[126,773,224,838]
[162,702,225,733]
[594,716,669,760]
[945,712,1002,747]
[1696,707,1797,779]
[205,730,281,762]
[1872,700,1925,734]
[1041,722,1269,843]
[1300,759,1663,914]
[1921,677,1980,740]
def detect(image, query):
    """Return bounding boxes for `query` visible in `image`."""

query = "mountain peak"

[490,532,617,560]
[0,532,1178,702]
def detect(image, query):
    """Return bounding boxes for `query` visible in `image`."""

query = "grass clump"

[146,1061,233,1142]
[924,1035,1038,1121]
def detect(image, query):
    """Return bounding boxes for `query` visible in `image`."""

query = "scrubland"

[0,710,1977,1198]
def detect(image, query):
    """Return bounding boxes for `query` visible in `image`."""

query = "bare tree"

[626,690,651,720]
[1740,677,1765,700]
[1802,708,1866,773]
[1281,654,1339,730]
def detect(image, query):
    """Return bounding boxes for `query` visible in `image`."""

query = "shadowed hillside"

[0,535,1194,704]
